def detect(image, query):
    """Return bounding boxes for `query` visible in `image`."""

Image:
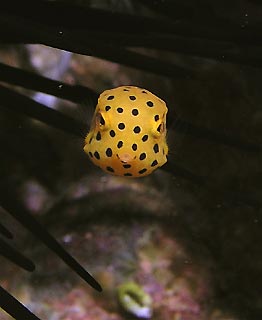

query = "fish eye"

[100,115,105,126]
[156,122,165,134]
[157,123,163,133]
[153,122,165,137]
[96,112,106,128]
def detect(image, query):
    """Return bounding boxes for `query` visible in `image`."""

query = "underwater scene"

[0,1,261,319]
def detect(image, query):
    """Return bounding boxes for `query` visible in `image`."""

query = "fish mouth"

[117,154,136,163]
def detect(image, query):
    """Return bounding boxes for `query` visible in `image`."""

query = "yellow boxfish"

[84,86,168,177]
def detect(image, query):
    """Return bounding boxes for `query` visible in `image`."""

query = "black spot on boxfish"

[129,95,136,101]
[117,141,123,148]
[106,148,112,157]
[106,166,114,172]
[132,109,139,116]
[142,135,148,142]
[133,126,141,134]
[94,151,100,159]
[123,164,131,168]
[139,168,147,174]
[153,144,159,153]
[110,130,116,137]
[151,160,158,167]
[117,107,123,113]
[139,153,146,160]
[147,101,154,107]
[124,173,133,176]
[118,123,125,130]
[154,115,159,121]
[96,132,101,140]
[107,95,114,100]
[132,143,137,151]
[105,105,111,111]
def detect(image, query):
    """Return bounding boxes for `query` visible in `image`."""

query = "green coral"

[117,281,152,319]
